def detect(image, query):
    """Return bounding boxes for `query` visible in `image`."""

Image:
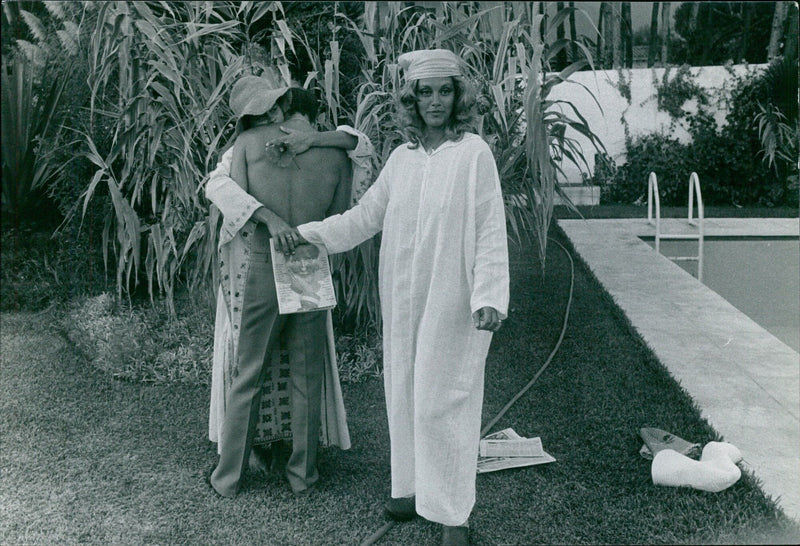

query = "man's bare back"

[230,116,351,229]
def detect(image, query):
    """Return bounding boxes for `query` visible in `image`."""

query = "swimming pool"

[643,236,800,351]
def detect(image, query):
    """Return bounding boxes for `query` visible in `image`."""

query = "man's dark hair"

[280,87,319,122]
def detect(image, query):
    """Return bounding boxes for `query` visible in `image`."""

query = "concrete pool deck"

[558,217,800,521]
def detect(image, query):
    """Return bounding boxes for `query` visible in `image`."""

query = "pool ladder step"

[647,172,705,281]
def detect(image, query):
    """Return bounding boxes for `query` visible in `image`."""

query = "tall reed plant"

[1,55,68,223]
[11,1,605,324]
[329,2,605,274]
[32,2,295,312]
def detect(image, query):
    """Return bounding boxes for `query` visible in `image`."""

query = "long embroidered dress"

[298,133,509,526]
[205,126,374,451]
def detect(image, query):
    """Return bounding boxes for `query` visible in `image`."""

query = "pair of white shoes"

[651,441,743,493]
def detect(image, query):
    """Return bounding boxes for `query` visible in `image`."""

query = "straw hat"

[229,75,289,119]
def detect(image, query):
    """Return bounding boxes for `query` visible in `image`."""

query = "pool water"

[644,236,800,352]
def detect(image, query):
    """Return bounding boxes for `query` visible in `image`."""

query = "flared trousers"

[210,226,326,496]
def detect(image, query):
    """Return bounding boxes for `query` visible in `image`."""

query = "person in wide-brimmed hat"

[273,49,509,545]
[228,75,289,135]
[205,73,376,499]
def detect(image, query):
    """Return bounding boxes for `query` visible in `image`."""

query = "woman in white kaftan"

[275,49,509,538]
[205,124,374,455]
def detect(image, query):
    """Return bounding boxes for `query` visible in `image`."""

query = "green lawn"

[1,224,799,544]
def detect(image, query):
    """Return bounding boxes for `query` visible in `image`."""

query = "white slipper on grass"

[651,441,742,492]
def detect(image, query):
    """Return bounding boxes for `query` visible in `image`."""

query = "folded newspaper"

[270,241,337,315]
[477,428,556,474]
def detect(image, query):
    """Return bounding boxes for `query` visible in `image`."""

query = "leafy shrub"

[1,55,69,223]
[592,152,629,204]
[600,133,689,205]
[753,53,799,200]
[0,219,109,311]
[604,65,793,207]
[334,328,383,383]
[64,292,214,385]
[683,110,768,205]
[44,53,113,221]
[1,3,105,226]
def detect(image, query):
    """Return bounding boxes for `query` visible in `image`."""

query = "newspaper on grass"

[477,427,556,474]
[270,240,337,315]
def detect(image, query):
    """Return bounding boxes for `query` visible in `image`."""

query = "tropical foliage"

[327,3,604,271]
[6,1,604,327]
[10,2,297,313]
[754,46,799,191]
[597,58,798,208]
[0,54,68,223]
[672,2,778,66]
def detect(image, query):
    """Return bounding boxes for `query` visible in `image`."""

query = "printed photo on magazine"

[270,240,337,314]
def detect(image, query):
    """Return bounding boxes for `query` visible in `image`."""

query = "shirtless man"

[209,85,351,497]
[232,89,351,232]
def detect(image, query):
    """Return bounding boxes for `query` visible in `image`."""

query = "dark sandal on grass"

[639,427,701,460]
[384,496,416,521]
[442,524,469,546]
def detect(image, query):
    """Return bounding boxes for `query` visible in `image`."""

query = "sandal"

[639,427,701,460]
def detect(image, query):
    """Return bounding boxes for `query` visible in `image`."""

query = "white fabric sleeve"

[335,125,376,204]
[470,150,510,318]
[204,147,262,239]
[298,166,389,255]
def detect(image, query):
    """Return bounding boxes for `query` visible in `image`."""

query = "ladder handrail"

[646,171,659,223]
[646,171,704,281]
[647,172,661,253]
[687,171,704,226]
[688,172,704,281]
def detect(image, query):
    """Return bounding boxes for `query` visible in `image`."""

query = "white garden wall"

[547,64,768,185]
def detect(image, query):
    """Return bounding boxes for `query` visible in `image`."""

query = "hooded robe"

[298,133,509,525]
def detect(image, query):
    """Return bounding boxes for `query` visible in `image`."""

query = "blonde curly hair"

[397,75,477,148]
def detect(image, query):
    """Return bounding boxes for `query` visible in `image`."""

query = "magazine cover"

[270,240,337,314]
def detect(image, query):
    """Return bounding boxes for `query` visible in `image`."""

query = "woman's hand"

[265,127,315,157]
[472,307,503,332]
[272,227,308,255]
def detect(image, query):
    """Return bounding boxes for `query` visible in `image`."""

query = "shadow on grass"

[1,228,798,544]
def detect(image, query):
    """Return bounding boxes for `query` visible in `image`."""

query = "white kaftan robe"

[206,126,374,453]
[298,132,509,526]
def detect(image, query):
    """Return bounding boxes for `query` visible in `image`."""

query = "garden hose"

[359,237,575,546]
[480,237,575,437]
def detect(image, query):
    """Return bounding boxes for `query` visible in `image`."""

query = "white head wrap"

[398,49,463,81]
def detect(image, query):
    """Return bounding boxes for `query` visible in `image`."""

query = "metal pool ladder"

[647,172,705,281]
